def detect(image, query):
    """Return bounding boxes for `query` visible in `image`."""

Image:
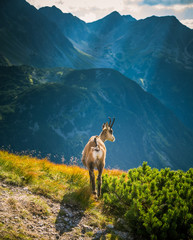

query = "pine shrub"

[102,162,193,240]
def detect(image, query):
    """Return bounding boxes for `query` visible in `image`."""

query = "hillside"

[39,6,91,51]
[1,0,193,131]
[0,0,93,68]
[1,65,193,171]
[1,0,193,170]
[0,151,192,240]
[0,151,131,240]
[41,6,193,131]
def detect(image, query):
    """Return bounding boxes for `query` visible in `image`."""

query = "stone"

[82,224,93,232]
[107,224,114,229]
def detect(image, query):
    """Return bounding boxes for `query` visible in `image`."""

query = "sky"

[26,0,193,29]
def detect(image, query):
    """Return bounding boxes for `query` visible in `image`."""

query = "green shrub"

[102,162,193,240]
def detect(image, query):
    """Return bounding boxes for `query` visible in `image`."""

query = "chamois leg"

[97,167,103,197]
[89,169,96,195]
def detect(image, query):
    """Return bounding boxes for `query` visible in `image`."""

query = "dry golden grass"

[0,151,124,208]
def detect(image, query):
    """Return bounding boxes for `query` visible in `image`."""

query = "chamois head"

[101,117,115,142]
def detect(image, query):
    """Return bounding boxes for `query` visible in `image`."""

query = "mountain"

[0,54,11,66]
[87,11,136,35]
[0,0,93,68]
[39,8,136,53]
[39,6,90,51]
[0,64,72,120]
[1,65,193,171]
[98,15,193,131]
[41,7,193,131]
[1,2,193,170]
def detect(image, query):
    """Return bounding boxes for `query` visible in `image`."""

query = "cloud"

[181,18,193,28]
[153,3,193,11]
[27,0,128,22]
[142,0,193,6]
[26,0,193,28]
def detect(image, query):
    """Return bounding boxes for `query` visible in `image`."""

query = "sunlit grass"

[0,151,124,208]
[0,151,89,204]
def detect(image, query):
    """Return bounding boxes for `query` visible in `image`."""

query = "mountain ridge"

[1,1,193,170]
[1,65,193,171]
[0,0,94,68]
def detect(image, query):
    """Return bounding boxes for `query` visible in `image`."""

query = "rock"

[38,222,43,227]
[117,218,125,225]
[107,224,114,229]
[96,229,105,235]
[64,217,69,222]
[82,224,93,232]
[64,208,74,217]
[114,230,129,239]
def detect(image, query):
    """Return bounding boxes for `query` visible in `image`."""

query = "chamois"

[82,117,115,197]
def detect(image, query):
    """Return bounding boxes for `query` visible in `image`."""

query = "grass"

[0,151,127,239]
[0,151,124,209]
[0,223,33,240]
[26,196,51,217]
[0,151,88,205]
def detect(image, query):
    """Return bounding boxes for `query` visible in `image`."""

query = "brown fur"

[82,121,115,197]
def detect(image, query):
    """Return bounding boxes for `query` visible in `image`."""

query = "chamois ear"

[102,123,106,129]
[102,122,108,129]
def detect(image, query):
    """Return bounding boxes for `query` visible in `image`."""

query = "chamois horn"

[108,117,111,127]
[108,117,115,128]
[110,117,115,128]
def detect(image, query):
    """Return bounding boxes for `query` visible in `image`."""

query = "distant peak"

[147,15,179,23]
[106,11,121,19]
[110,11,121,16]
[122,14,136,22]
[102,11,123,22]
[51,5,63,13]
[40,5,63,14]
[99,11,135,23]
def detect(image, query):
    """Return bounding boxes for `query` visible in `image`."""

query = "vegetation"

[0,151,125,239]
[102,162,193,240]
[0,150,90,206]
[0,151,193,239]
[0,151,122,207]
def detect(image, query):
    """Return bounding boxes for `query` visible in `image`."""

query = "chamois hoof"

[92,191,98,200]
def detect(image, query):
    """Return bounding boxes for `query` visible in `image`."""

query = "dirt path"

[0,181,132,239]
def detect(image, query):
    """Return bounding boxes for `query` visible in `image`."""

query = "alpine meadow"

[0,0,193,239]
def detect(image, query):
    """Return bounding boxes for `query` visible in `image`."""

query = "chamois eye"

[109,129,113,134]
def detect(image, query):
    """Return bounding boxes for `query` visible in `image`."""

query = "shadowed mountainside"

[0,65,193,170]
[0,0,94,68]
[40,7,193,131]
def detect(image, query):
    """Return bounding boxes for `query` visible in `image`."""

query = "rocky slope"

[0,181,131,240]
[0,151,133,240]
[41,7,193,131]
